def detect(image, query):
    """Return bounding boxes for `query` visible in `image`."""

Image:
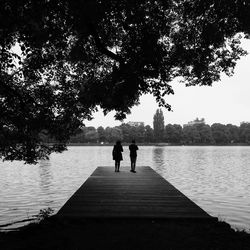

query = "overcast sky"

[85,39,250,128]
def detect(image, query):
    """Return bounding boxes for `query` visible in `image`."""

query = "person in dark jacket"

[112,140,123,172]
[129,140,139,173]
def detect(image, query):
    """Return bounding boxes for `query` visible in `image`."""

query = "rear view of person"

[112,140,123,172]
[129,140,139,173]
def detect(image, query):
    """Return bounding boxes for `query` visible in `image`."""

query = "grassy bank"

[1,217,250,250]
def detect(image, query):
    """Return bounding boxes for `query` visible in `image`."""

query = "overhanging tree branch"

[88,22,125,65]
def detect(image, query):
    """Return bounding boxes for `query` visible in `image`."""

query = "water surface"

[0,146,250,231]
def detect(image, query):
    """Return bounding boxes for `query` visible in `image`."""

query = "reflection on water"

[153,147,165,173]
[0,146,250,231]
[39,160,53,192]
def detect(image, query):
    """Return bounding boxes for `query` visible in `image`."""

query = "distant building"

[183,118,205,127]
[127,121,144,127]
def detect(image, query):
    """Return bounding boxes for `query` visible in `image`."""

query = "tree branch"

[88,22,125,65]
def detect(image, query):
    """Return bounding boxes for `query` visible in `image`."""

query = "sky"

[85,39,250,128]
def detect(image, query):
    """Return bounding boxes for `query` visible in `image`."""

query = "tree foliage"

[153,109,165,142]
[164,124,182,143]
[211,123,230,144]
[239,122,250,143]
[1,0,250,162]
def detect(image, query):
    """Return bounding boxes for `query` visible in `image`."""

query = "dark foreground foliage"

[1,217,250,250]
[1,0,250,163]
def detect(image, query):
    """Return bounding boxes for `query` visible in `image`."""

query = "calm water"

[0,146,250,231]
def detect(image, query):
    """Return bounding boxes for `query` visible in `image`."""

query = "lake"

[0,146,250,231]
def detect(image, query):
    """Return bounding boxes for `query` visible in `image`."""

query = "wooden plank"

[57,166,212,219]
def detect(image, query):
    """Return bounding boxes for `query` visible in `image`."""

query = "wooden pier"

[57,166,212,220]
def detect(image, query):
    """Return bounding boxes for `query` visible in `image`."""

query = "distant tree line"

[69,111,250,145]
[165,123,250,144]
[68,124,154,144]
[42,109,250,145]
[65,122,250,145]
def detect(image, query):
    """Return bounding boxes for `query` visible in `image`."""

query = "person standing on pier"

[129,140,139,173]
[112,140,123,172]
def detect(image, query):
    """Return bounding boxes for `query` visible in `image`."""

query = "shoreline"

[1,216,250,249]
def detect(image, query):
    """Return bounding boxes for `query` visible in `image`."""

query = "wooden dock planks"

[57,166,212,219]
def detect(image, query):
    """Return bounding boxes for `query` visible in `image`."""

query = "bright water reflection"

[0,146,250,231]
